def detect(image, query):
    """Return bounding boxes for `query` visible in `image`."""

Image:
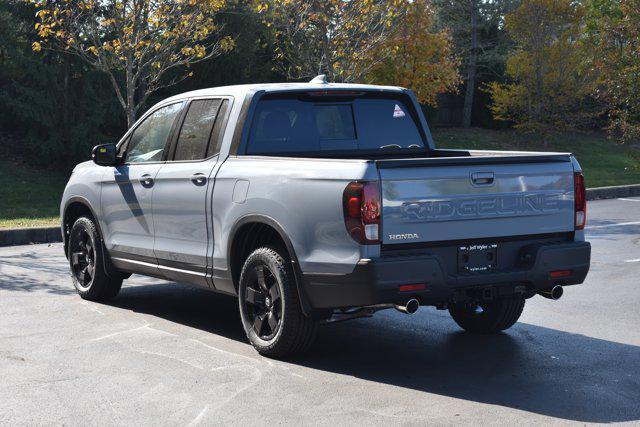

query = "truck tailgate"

[377,155,575,244]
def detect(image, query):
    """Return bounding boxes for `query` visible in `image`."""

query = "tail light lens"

[343,181,381,244]
[574,171,586,230]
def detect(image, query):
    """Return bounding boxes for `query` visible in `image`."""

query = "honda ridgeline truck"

[61,77,591,357]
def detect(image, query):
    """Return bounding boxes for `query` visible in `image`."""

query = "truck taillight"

[574,171,586,230]
[343,181,381,244]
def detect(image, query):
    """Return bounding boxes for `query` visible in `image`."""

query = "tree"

[30,0,235,127]
[588,0,640,142]
[256,0,405,82]
[367,0,460,107]
[172,0,283,93]
[486,0,596,136]
[435,0,520,127]
[1,1,123,170]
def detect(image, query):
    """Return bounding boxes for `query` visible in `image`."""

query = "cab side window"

[207,99,230,158]
[173,99,222,161]
[125,102,183,163]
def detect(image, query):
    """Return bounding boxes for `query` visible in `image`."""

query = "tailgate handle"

[471,172,495,186]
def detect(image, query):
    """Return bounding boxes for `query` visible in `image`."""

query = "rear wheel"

[68,217,122,301]
[449,297,525,334]
[238,247,317,358]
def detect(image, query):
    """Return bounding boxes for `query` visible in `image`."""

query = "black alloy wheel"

[243,264,283,340]
[237,247,317,357]
[70,226,96,290]
[68,217,123,300]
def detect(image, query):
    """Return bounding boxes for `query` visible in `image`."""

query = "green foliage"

[435,0,520,82]
[29,0,234,127]
[170,0,282,93]
[0,0,638,187]
[434,0,522,127]
[434,128,640,187]
[0,159,67,228]
[486,0,598,133]
[256,0,406,82]
[0,0,276,171]
[0,1,124,171]
[367,0,461,107]
[587,0,640,142]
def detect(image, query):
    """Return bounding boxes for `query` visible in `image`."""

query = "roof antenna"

[310,74,328,84]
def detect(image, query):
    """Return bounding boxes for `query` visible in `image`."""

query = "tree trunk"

[62,56,70,140]
[125,62,136,129]
[534,55,544,126]
[126,105,136,129]
[462,0,478,129]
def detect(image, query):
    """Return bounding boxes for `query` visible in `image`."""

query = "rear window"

[246,95,425,155]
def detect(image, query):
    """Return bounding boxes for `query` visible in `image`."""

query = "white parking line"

[618,198,640,202]
[188,404,210,426]
[624,259,640,263]
[587,221,640,229]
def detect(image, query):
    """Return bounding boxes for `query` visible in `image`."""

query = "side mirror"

[92,144,118,166]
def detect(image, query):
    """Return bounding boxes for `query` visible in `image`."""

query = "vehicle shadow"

[107,281,640,423]
[306,312,640,423]
[108,281,246,342]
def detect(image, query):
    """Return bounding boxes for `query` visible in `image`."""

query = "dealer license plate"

[458,243,498,273]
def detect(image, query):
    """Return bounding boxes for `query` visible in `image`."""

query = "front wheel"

[449,297,525,334]
[238,247,317,358]
[68,217,123,301]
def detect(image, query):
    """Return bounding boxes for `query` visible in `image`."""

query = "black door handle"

[139,174,154,188]
[191,173,207,186]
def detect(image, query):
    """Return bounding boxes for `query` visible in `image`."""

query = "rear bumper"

[302,240,591,309]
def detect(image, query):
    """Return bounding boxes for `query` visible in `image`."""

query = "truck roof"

[159,81,407,107]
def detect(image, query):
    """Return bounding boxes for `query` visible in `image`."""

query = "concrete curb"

[586,184,640,201]
[0,184,639,247]
[0,227,62,247]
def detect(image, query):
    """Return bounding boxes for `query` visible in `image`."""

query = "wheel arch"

[63,196,126,280]
[227,214,312,317]
[62,196,103,258]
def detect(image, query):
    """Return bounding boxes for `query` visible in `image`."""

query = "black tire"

[68,217,123,301]
[449,297,525,334]
[238,247,317,358]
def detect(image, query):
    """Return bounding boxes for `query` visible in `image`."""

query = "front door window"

[125,103,183,163]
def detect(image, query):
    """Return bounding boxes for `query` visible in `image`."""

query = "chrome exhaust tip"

[394,298,420,314]
[538,285,563,300]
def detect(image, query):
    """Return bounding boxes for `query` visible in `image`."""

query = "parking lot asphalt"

[1,197,639,426]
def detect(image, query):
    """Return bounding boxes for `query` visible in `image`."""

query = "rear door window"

[173,99,222,161]
[207,99,230,157]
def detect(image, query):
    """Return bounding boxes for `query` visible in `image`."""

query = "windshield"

[246,94,425,155]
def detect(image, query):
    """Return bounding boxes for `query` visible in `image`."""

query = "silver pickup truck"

[61,77,591,357]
